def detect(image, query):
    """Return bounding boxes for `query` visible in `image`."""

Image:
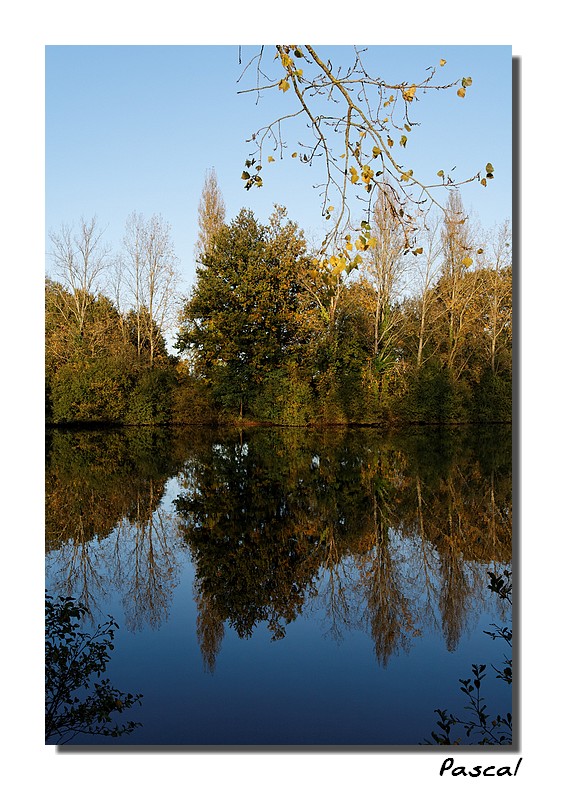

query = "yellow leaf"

[278,78,290,92]
[349,166,359,184]
[402,85,416,102]
[366,237,377,249]
[372,145,381,158]
[280,53,292,68]
[457,87,466,98]
[291,152,298,158]
[462,256,473,268]
[267,156,275,163]
[440,58,446,66]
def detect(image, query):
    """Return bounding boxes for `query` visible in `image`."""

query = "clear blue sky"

[46,44,512,296]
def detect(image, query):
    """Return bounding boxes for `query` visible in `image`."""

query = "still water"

[45,424,512,746]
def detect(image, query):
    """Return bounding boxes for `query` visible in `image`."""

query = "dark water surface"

[45,424,512,746]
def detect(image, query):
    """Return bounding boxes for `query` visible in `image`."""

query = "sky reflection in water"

[45,425,512,745]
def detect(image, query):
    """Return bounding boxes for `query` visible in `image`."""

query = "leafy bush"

[45,595,142,744]
[124,367,175,425]
[424,569,513,745]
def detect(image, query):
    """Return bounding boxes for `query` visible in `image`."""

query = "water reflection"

[45,427,187,629]
[174,427,511,671]
[45,425,512,674]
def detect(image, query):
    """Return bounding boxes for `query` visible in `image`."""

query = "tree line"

[46,171,511,426]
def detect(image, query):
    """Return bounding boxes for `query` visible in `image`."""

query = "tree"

[363,186,407,376]
[238,46,494,258]
[48,216,112,337]
[122,211,147,360]
[411,215,444,369]
[121,212,179,366]
[477,221,512,375]
[176,207,310,417]
[438,190,479,377]
[195,167,226,259]
[45,279,137,424]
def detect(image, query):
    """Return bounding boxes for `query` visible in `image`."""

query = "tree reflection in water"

[174,426,511,672]
[45,427,187,630]
[46,425,512,674]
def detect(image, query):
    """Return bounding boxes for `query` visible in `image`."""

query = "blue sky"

[46,44,512,296]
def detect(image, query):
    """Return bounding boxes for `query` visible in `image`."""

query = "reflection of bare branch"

[359,497,416,667]
[415,475,441,622]
[436,477,474,651]
[317,532,360,643]
[47,514,108,617]
[120,483,180,631]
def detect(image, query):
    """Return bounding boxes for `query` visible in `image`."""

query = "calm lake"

[45,424,512,746]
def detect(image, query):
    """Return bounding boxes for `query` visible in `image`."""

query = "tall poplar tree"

[195,168,226,259]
